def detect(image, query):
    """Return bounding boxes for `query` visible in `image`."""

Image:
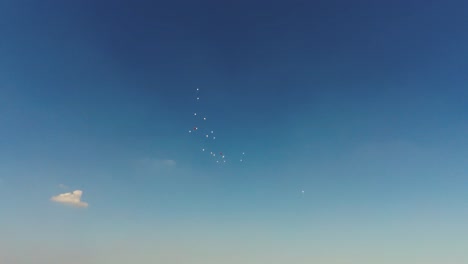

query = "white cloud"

[50,190,88,208]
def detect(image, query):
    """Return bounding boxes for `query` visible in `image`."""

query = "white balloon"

[194,113,197,116]
[211,131,214,133]
[203,117,206,120]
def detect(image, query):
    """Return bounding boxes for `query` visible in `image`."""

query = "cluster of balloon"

[188,88,245,164]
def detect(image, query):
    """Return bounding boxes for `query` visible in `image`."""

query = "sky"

[1,0,468,263]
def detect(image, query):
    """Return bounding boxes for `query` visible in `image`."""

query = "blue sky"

[1,0,468,263]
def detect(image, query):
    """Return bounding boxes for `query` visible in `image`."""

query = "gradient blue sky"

[1,0,468,263]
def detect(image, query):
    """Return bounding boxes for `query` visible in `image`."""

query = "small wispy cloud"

[161,159,176,167]
[138,158,176,170]
[58,183,68,190]
[50,190,88,208]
